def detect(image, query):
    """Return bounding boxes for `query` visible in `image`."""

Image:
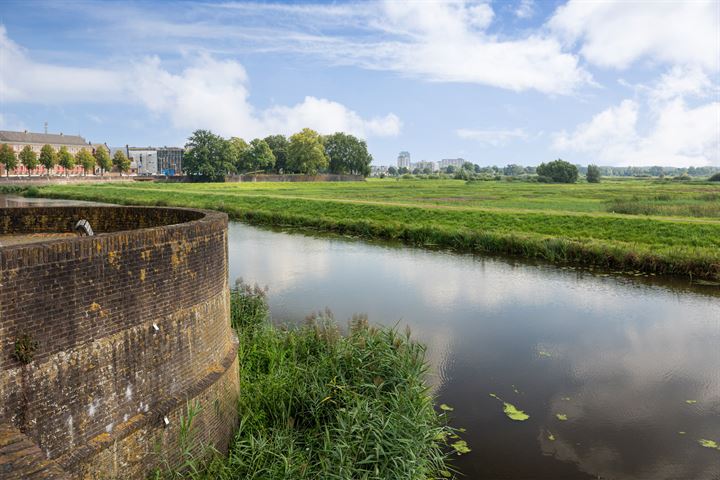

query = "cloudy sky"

[0,0,718,167]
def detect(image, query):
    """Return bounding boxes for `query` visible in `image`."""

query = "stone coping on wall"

[0,206,227,268]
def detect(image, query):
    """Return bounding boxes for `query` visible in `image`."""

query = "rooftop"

[0,130,89,146]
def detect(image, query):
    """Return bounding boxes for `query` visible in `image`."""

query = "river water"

[227,224,720,480]
[4,196,719,479]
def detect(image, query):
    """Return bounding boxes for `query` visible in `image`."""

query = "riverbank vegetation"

[161,283,457,479]
[33,178,720,280]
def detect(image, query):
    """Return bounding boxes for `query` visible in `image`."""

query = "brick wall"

[0,206,239,479]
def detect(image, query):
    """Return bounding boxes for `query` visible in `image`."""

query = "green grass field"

[35,178,720,280]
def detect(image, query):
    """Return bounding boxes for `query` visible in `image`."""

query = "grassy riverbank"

[32,179,720,279]
[164,283,458,479]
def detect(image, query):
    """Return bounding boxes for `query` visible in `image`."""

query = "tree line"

[0,143,131,177]
[183,128,373,181]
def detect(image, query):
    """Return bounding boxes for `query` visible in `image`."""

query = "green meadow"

[35,178,720,279]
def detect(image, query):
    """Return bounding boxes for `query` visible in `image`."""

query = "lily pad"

[698,439,719,450]
[547,431,556,441]
[685,400,697,404]
[538,350,552,358]
[451,440,471,454]
[556,414,568,421]
[440,403,454,411]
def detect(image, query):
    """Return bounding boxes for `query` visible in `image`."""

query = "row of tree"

[0,143,132,177]
[182,128,373,181]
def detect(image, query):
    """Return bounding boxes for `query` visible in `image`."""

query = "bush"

[709,173,720,182]
[536,159,578,183]
[24,186,40,197]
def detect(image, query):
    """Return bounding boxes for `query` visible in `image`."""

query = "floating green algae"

[451,440,471,454]
[698,439,719,450]
[489,393,530,421]
[685,399,698,404]
[556,414,568,421]
[440,403,454,411]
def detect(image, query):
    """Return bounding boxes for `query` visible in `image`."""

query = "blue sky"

[0,0,718,167]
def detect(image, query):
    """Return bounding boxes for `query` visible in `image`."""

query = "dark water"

[4,196,719,479]
[227,223,720,480]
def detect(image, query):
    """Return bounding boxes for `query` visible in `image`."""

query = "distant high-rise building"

[439,158,466,169]
[414,161,437,172]
[397,151,411,169]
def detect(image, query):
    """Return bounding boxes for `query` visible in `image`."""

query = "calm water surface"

[5,196,719,479]
[227,222,720,480]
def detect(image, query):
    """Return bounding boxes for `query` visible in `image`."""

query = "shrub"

[24,186,40,197]
[536,159,578,183]
[709,173,720,182]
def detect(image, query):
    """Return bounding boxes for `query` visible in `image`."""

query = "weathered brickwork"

[0,206,239,479]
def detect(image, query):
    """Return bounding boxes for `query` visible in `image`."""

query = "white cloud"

[553,69,720,167]
[355,1,590,94]
[549,0,720,71]
[0,26,122,103]
[49,1,591,95]
[514,0,535,19]
[0,26,399,140]
[554,99,639,153]
[456,128,528,146]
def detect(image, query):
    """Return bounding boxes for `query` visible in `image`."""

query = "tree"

[462,161,474,171]
[287,128,328,175]
[240,138,276,173]
[445,165,456,174]
[76,148,96,176]
[398,166,409,175]
[94,147,112,176]
[324,132,373,176]
[183,129,235,181]
[536,159,578,183]
[228,137,250,172]
[503,164,524,176]
[39,144,57,176]
[57,146,75,176]
[708,173,720,182]
[586,164,601,183]
[19,145,38,176]
[112,150,131,175]
[0,143,17,177]
[387,166,398,176]
[264,134,289,173]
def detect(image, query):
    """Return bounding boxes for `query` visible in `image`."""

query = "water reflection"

[227,222,720,480]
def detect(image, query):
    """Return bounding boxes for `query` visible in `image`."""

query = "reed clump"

[158,283,458,479]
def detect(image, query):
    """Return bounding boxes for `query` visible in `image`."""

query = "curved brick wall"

[0,206,239,479]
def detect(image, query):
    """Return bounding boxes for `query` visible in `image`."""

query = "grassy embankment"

[34,178,720,280]
[159,283,458,479]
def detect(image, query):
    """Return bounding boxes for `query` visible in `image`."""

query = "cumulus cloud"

[356,1,591,94]
[0,26,399,140]
[553,68,720,167]
[549,0,720,71]
[456,128,528,146]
